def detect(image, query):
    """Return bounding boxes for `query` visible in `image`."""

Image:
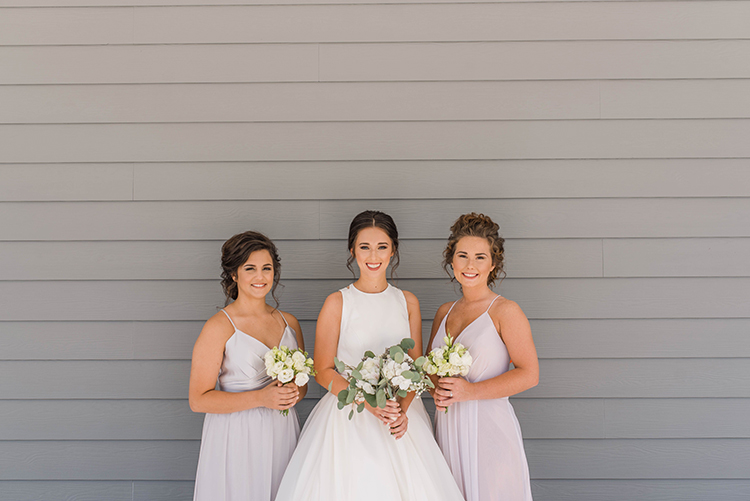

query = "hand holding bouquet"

[264,346,316,415]
[333,338,434,421]
[424,334,472,412]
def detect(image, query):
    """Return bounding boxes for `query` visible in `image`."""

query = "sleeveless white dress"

[433,296,532,501]
[275,284,465,501]
[193,310,301,501]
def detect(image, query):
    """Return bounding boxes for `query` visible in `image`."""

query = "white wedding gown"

[275,284,465,501]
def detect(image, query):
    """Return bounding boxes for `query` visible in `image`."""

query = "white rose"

[278,368,295,384]
[460,366,470,377]
[356,380,375,394]
[264,356,275,369]
[423,362,437,375]
[294,372,309,386]
[272,361,285,374]
[392,375,412,391]
[284,357,294,368]
[449,352,463,366]
[294,360,305,371]
[292,351,306,363]
[448,366,460,377]
[432,348,445,360]
[461,353,473,366]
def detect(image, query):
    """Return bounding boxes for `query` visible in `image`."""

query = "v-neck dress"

[193,310,301,501]
[432,297,532,501]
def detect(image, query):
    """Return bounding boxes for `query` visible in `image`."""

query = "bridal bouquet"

[424,334,472,413]
[264,346,316,415]
[424,334,472,377]
[333,338,434,420]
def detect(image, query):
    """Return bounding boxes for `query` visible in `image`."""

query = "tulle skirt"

[275,393,464,501]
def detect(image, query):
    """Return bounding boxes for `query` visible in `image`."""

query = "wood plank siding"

[0,0,748,499]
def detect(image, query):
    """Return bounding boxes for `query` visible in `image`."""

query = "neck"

[461,283,495,303]
[229,293,269,314]
[353,275,389,293]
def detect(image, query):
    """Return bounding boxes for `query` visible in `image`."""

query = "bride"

[275,210,464,501]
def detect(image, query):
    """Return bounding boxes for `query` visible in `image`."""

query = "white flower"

[294,372,309,387]
[284,357,294,368]
[449,352,463,366]
[272,361,285,374]
[278,368,295,384]
[448,365,460,377]
[432,347,445,360]
[460,365,470,377]
[392,375,412,391]
[356,380,375,394]
[461,353,473,366]
[292,351,306,364]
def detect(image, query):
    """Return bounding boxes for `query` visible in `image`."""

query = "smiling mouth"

[251,283,267,288]
[462,273,479,279]
[366,263,382,270]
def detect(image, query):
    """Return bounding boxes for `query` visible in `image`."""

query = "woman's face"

[351,226,394,278]
[234,249,275,300]
[452,236,495,288]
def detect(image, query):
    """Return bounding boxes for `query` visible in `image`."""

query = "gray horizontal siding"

[3,120,750,162]
[4,81,750,124]
[2,359,748,399]
[6,160,750,202]
[4,41,750,85]
[3,3,750,45]
[530,479,750,501]
[3,199,750,241]
[3,278,750,321]
[3,398,747,440]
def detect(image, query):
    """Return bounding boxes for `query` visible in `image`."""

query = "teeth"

[366,263,381,269]
[251,284,266,288]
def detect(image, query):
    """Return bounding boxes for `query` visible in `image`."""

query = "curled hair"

[346,210,400,280]
[443,213,506,287]
[220,231,281,307]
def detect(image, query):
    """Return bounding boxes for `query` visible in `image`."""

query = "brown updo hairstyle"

[220,231,281,307]
[443,213,506,287]
[346,210,400,280]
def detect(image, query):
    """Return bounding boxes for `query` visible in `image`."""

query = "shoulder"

[195,311,235,348]
[278,309,301,330]
[433,301,454,323]
[323,290,344,308]
[489,297,528,323]
[399,289,420,308]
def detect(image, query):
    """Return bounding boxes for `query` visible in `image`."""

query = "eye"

[378,245,388,250]
[263,266,272,271]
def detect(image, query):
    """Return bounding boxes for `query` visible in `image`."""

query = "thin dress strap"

[484,295,502,313]
[220,309,238,330]
[278,311,290,328]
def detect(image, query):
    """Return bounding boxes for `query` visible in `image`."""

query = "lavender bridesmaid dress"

[433,296,533,501]
[193,310,301,501]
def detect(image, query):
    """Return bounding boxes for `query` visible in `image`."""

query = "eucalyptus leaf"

[328,381,333,392]
[414,356,426,368]
[376,389,387,409]
[334,358,345,373]
[357,402,365,413]
[349,409,354,420]
[351,369,363,380]
[364,392,377,407]
[346,389,356,404]
[364,350,376,358]
[397,389,407,398]
[400,338,416,351]
[356,361,363,370]
[337,401,345,410]
[402,370,416,380]
[393,351,404,363]
[338,390,349,403]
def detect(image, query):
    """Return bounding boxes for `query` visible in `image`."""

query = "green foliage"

[376,388,387,409]
[364,351,376,358]
[348,409,354,420]
[400,338,415,351]
[334,357,345,373]
[397,389,407,398]
[357,402,365,413]
[414,356,426,368]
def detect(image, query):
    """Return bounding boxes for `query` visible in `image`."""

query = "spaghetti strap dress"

[432,296,533,501]
[193,310,301,501]
[274,284,464,501]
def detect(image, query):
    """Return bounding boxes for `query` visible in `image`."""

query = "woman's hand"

[389,410,409,439]
[260,381,300,411]
[365,398,401,426]
[435,377,474,410]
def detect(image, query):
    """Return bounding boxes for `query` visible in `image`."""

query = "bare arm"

[427,302,453,411]
[313,292,349,395]
[188,313,299,414]
[286,312,308,401]
[439,299,539,404]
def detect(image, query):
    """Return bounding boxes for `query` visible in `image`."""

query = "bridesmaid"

[189,231,305,501]
[427,213,538,501]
